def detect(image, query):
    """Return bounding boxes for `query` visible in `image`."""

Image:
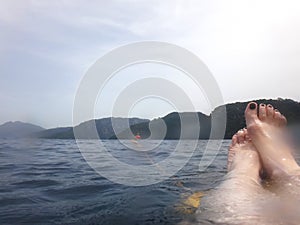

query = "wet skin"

[194,103,300,225]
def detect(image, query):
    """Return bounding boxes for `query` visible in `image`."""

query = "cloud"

[0,0,300,127]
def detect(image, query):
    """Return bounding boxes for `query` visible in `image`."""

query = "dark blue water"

[0,139,230,225]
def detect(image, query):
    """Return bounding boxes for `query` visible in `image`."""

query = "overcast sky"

[1,0,300,128]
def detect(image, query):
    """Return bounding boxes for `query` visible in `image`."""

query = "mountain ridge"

[1,98,299,139]
[34,98,300,140]
[0,121,45,138]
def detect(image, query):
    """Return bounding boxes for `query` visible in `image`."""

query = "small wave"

[0,197,36,206]
[44,184,112,200]
[12,179,60,188]
[0,164,15,170]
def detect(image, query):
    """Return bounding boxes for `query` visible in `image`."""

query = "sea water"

[0,139,298,224]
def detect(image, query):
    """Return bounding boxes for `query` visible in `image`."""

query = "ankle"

[270,167,300,183]
[288,168,300,177]
[227,170,261,184]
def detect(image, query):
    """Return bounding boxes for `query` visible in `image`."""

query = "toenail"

[268,105,272,108]
[260,104,265,107]
[249,103,256,110]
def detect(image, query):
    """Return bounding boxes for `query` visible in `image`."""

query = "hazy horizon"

[1,0,300,129]
[1,97,298,129]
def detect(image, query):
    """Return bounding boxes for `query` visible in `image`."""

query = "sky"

[0,0,300,128]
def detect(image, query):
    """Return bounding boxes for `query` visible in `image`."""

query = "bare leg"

[244,102,300,224]
[196,130,274,224]
[227,129,261,183]
[245,102,300,179]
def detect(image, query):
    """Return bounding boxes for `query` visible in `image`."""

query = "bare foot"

[245,102,300,179]
[227,128,262,183]
[196,130,274,224]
